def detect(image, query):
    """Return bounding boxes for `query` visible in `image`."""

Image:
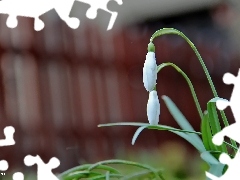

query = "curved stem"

[151,29,227,123]
[150,28,237,150]
[151,28,216,95]
[157,62,203,120]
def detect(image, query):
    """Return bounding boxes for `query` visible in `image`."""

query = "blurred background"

[0,0,240,179]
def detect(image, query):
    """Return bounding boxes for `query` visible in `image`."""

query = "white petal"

[147,90,160,125]
[143,52,157,91]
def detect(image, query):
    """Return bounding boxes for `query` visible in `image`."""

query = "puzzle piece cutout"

[76,0,123,30]
[0,154,60,180]
[12,172,24,180]
[216,69,240,121]
[0,126,15,146]
[0,126,14,178]
[206,69,240,179]
[0,0,123,31]
[0,160,8,171]
[24,155,60,180]
[0,0,80,31]
[107,0,123,12]
[212,69,240,145]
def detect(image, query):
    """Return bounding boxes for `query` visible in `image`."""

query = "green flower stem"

[150,28,237,150]
[223,141,239,151]
[157,62,203,120]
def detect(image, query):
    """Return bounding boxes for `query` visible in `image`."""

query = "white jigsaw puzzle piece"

[0,0,123,31]
[12,172,24,180]
[216,69,240,121]
[0,160,8,171]
[213,69,240,145]
[0,126,15,146]
[24,155,60,180]
[76,0,123,30]
[206,68,240,179]
[212,122,240,146]
[0,0,80,31]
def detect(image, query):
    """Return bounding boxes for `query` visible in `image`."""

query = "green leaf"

[161,95,204,150]
[132,126,147,145]
[200,151,219,165]
[88,159,163,180]
[207,98,227,153]
[201,111,218,152]
[58,164,120,180]
[99,122,202,154]
[201,151,225,180]
[207,98,221,134]
[206,163,225,180]
[98,122,201,134]
[105,171,109,180]
[123,169,164,180]
[90,174,123,180]
[171,131,205,153]
[162,95,197,131]
[61,171,101,180]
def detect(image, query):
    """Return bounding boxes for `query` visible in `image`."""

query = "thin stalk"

[157,62,203,120]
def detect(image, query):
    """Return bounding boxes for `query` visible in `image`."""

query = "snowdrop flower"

[143,42,157,91]
[147,90,160,125]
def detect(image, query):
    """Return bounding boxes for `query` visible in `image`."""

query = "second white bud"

[147,90,160,125]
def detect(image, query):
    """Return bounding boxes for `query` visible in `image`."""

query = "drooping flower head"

[143,42,157,91]
[147,90,160,125]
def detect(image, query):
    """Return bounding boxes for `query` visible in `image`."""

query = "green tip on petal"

[148,42,155,52]
[153,85,157,90]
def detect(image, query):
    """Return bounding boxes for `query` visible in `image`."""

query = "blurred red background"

[0,0,239,173]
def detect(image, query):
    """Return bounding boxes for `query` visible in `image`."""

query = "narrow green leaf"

[105,171,109,180]
[206,163,225,180]
[207,98,222,134]
[201,111,218,152]
[61,171,101,180]
[122,169,164,180]
[200,151,219,165]
[132,126,147,145]
[91,174,123,180]
[88,159,162,180]
[171,131,205,153]
[201,151,225,180]
[99,122,201,134]
[201,111,211,151]
[207,98,227,153]
[161,95,203,147]
[162,95,196,131]
[58,164,120,180]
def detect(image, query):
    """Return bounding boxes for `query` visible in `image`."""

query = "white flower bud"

[143,52,157,91]
[147,90,160,125]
